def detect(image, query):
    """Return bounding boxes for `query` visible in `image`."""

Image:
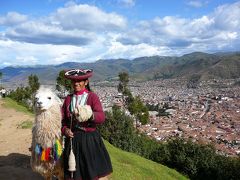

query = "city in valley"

[93,79,240,157]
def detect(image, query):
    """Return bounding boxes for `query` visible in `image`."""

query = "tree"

[28,74,40,110]
[117,82,124,93]
[98,105,137,152]
[118,72,130,96]
[117,72,149,126]
[28,74,40,94]
[118,72,134,105]
[119,72,129,85]
[128,96,149,125]
[56,70,73,93]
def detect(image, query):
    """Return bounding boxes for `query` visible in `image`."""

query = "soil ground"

[0,98,43,180]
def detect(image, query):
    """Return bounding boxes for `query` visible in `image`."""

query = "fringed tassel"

[35,144,41,155]
[36,140,63,162]
[54,139,63,161]
[40,148,51,161]
[56,139,63,157]
[41,150,46,161]
[45,148,51,161]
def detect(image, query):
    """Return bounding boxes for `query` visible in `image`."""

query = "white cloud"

[187,1,204,8]
[3,21,94,45]
[2,62,12,67]
[118,1,240,53]
[101,41,169,59]
[117,0,135,8]
[51,3,127,31]
[212,2,240,31]
[16,56,38,64]
[1,3,126,46]
[186,1,209,8]
[0,39,105,68]
[0,1,240,68]
[0,12,28,26]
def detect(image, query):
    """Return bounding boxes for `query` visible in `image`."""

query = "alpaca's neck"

[33,105,62,148]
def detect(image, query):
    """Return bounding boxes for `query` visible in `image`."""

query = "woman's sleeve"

[90,93,105,124]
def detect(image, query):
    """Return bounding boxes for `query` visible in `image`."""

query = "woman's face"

[72,80,88,91]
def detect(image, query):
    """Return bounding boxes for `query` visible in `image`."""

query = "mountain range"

[0,52,240,88]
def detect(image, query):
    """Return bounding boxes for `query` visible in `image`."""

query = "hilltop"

[0,52,240,88]
[0,98,187,180]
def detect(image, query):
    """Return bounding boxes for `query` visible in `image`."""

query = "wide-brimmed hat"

[64,69,93,81]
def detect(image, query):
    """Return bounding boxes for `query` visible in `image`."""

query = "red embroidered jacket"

[61,91,105,134]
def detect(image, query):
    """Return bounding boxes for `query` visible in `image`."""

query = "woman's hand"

[65,128,74,138]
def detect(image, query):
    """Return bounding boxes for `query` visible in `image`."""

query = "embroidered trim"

[70,92,89,113]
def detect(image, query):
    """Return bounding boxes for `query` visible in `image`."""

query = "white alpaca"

[31,87,64,180]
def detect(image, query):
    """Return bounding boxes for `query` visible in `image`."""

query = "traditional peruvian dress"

[61,88,113,180]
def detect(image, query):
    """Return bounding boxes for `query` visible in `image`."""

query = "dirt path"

[0,98,42,179]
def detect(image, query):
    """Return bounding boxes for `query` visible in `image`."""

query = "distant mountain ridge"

[1,52,240,87]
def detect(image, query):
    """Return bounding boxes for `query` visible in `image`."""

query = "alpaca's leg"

[54,159,64,180]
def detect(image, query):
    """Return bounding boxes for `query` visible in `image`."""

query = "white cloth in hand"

[74,105,93,122]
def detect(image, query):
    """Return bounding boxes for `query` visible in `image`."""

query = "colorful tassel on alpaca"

[35,144,41,155]
[37,140,62,161]
[41,150,46,161]
[45,148,51,161]
[54,139,63,160]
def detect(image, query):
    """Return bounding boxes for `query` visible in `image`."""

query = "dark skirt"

[63,130,113,180]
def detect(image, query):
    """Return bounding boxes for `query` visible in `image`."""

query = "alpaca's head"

[34,87,61,112]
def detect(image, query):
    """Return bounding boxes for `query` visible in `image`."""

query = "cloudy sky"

[0,0,239,68]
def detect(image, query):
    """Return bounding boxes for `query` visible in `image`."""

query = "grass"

[104,140,187,180]
[1,97,187,179]
[1,97,33,116]
[17,120,33,129]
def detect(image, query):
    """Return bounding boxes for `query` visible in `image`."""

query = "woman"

[62,69,113,180]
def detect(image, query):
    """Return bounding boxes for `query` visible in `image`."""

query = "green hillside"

[204,54,240,79]
[105,140,187,180]
[2,97,33,116]
[1,98,187,180]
